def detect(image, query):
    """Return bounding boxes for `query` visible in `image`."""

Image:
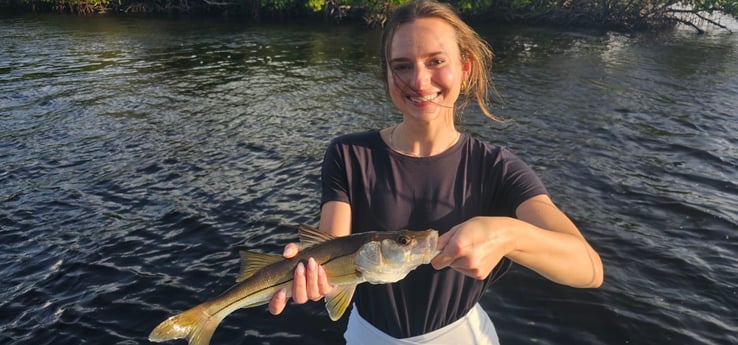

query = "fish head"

[355,229,439,284]
[379,229,439,266]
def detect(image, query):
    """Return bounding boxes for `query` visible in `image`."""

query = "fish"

[148,224,439,345]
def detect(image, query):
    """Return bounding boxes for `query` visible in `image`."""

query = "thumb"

[283,243,300,259]
[436,230,452,250]
[430,230,456,270]
[431,249,454,270]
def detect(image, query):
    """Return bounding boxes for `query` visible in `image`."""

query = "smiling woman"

[2,2,736,344]
[265,1,603,344]
[384,16,467,156]
[380,3,498,124]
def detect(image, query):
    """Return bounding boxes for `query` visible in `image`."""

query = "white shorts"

[344,303,500,345]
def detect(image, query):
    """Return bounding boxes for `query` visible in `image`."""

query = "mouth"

[408,93,439,104]
[422,230,441,260]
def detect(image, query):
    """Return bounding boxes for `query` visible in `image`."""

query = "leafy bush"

[5,0,737,32]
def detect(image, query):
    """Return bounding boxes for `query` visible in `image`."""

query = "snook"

[149,224,439,345]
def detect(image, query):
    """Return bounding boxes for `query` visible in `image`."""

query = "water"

[1,13,736,345]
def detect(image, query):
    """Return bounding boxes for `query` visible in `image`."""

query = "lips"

[408,93,439,104]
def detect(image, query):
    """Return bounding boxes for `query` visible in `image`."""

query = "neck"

[389,123,460,157]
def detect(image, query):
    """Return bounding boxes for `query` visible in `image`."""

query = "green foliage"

[451,0,493,12]
[260,0,298,11]
[20,0,110,13]
[6,0,737,31]
[307,0,325,11]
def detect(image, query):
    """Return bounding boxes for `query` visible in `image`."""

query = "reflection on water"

[1,13,737,345]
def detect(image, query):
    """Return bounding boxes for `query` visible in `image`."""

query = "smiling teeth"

[410,94,437,102]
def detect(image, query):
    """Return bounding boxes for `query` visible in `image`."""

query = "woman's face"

[387,17,468,123]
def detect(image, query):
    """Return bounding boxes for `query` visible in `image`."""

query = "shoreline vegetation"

[1,0,736,33]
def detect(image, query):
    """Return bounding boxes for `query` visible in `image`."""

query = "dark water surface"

[1,13,736,345]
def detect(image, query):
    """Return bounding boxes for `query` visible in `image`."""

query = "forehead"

[389,17,459,58]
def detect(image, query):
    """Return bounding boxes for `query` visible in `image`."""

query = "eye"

[397,236,411,246]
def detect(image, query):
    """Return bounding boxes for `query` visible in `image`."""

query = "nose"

[411,64,431,90]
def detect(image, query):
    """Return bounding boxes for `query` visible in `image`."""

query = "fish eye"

[397,235,411,246]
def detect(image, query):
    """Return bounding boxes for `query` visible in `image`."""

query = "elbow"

[568,255,604,289]
[567,273,603,289]
[580,243,604,288]
[587,274,604,288]
[584,258,604,288]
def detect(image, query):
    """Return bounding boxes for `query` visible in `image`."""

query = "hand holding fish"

[268,244,335,315]
[149,225,438,345]
[431,216,517,280]
[432,195,604,288]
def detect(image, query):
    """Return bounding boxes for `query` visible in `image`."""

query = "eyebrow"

[389,51,447,64]
[389,57,411,64]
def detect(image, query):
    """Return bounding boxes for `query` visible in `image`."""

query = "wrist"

[472,216,523,255]
[498,217,529,259]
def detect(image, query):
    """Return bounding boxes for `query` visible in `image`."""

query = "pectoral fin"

[237,251,283,282]
[324,285,356,321]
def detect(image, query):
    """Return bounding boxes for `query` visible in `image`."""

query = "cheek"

[436,66,460,90]
[390,72,408,91]
[388,74,409,101]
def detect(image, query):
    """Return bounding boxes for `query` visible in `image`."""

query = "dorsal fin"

[236,251,283,282]
[298,224,335,248]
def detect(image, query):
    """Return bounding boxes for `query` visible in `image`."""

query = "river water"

[1,13,736,345]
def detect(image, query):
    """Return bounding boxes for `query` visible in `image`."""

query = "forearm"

[505,221,603,288]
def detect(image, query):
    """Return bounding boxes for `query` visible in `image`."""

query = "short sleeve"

[492,148,549,215]
[321,139,351,206]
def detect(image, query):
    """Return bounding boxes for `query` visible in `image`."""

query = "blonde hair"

[380,0,499,121]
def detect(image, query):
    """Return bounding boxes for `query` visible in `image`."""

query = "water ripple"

[2,14,737,345]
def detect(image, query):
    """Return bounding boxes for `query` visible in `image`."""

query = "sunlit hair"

[380,0,499,121]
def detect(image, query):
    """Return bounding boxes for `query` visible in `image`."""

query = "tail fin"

[149,304,224,345]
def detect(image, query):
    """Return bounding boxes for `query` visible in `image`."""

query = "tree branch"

[667,8,733,32]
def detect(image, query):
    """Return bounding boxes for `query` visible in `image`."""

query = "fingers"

[273,241,335,316]
[292,257,328,304]
[317,264,335,296]
[431,247,456,270]
[292,261,308,303]
[282,243,300,259]
[270,242,300,315]
[272,242,333,315]
[436,230,452,250]
[305,258,322,301]
[268,288,288,315]
[431,229,458,270]
[430,224,503,280]
[269,258,326,315]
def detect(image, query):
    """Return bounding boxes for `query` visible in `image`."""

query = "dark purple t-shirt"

[321,130,548,338]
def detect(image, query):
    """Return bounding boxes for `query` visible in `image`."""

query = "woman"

[269,1,604,343]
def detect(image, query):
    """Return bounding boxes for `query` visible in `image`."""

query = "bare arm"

[268,201,352,315]
[510,194,603,287]
[431,194,603,288]
[318,201,352,237]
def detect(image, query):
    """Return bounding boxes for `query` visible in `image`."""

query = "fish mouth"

[416,230,440,262]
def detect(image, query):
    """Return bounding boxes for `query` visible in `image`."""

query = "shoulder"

[462,135,540,183]
[462,135,518,163]
[324,129,386,161]
[329,130,381,147]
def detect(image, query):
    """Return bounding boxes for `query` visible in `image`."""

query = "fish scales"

[149,224,438,345]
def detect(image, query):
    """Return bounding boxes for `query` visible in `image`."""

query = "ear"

[462,57,472,82]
